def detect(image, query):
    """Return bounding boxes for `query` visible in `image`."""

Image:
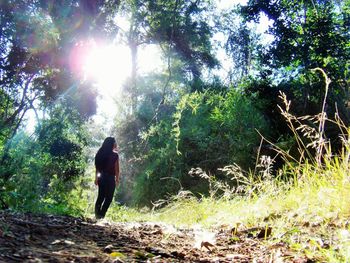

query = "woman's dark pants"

[95,173,115,219]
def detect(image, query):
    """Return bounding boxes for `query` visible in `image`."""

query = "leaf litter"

[0,211,308,262]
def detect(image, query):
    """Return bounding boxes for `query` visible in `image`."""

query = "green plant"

[131,88,270,206]
[117,69,350,261]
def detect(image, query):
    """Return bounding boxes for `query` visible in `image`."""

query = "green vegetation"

[106,93,350,261]
[115,157,350,262]
[0,105,91,215]
[130,89,270,206]
[0,0,350,261]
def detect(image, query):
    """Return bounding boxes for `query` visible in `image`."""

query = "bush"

[132,88,271,206]
[0,106,91,215]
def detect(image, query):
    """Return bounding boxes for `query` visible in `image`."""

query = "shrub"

[132,88,271,206]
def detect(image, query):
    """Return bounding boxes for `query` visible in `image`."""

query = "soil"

[0,211,309,262]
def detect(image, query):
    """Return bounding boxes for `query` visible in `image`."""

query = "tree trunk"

[130,40,138,114]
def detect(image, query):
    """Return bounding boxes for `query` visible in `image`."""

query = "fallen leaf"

[150,229,163,235]
[134,251,155,259]
[64,240,75,245]
[51,239,62,245]
[201,241,216,252]
[110,251,126,259]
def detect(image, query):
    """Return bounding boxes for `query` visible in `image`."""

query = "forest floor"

[0,211,310,262]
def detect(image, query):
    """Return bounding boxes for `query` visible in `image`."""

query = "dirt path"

[0,211,308,262]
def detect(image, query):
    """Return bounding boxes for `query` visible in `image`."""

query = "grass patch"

[104,154,350,262]
[103,71,350,261]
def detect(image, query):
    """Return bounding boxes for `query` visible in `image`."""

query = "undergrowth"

[105,69,350,262]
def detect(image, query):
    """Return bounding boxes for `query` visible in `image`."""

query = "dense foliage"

[130,89,270,206]
[1,107,89,214]
[0,0,103,212]
[0,0,349,211]
[241,0,350,140]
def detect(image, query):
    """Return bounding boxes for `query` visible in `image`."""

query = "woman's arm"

[115,158,120,186]
[94,169,99,186]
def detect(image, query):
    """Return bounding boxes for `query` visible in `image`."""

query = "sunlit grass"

[102,154,350,262]
[151,166,350,230]
[79,128,348,261]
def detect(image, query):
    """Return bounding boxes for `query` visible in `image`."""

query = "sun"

[71,39,164,98]
[69,39,164,123]
[83,43,132,97]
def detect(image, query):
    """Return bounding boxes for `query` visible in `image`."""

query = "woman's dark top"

[101,152,119,175]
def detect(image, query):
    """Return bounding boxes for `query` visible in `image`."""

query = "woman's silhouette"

[94,137,120,219]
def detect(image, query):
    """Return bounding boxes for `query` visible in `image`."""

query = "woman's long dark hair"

[95,137,116,171]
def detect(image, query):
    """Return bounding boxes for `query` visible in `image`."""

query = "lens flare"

[81,41,132,96]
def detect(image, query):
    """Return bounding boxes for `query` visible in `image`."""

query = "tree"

[218,8,261,82]
[241,0,350,117]
[236,0,350,160]
[0,0,108,209]
[144,0,218,90]
[106,0,221,203]
[116,0,219,109]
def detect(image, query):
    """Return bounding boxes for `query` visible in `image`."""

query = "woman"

[94,137,120,219]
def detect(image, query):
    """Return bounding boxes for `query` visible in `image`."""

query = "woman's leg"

[100,176,116,218]
[95,178,106,219]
